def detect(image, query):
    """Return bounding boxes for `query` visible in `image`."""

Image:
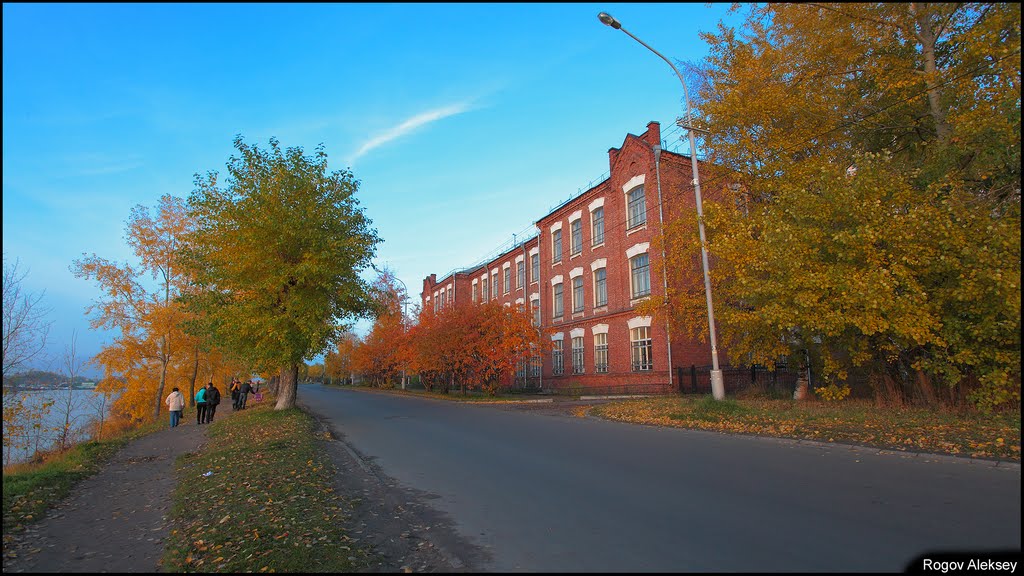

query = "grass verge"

[2,419,163,541]
[589,396,1021,461]
[162,401,371,573]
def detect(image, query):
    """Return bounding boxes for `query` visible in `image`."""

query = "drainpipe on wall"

[538,228,544,392]
[521,239,529,391]
[653,142,673,390]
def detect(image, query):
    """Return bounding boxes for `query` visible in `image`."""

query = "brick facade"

[422,121,727,393]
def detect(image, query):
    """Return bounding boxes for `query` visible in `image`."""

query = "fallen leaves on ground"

[161,403,372,573]
[591,397,1020,461]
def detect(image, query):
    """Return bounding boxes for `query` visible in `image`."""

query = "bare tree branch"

[3,255,52,377]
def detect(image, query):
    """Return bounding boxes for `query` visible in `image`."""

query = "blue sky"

[3,3,743,376]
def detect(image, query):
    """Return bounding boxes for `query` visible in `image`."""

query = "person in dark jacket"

[239,380,255,410]
[230,379,241,410]
[204,382,221,423]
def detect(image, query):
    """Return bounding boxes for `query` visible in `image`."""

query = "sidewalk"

[3,416,209,573]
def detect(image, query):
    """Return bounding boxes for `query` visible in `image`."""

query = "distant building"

[422,122,728,393]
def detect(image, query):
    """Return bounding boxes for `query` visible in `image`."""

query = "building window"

[594,268,607,307]
[530,354,542,377]
[517,261,525,289]
[572,336,585,374]
[504,268,511,294]
[631,326,653,371]
[482,278,488,303]
[552,230,563,263]
[592,207,605,245]
[552,340,564,375]
[491,272,499,299]
[572,276,584,313]
[531,253,540,283]
[552,283,563,318]
[630,253,650,298]
[441,290,447,309]
[472,283,478,303]
[627,186,646,229]
[570,219,582,256]
[532,299,540,327]
[594,333,609,373]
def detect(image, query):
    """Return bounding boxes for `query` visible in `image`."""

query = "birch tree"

[72,195,196,420]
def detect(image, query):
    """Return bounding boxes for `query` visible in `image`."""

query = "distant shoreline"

[4,385,99,392]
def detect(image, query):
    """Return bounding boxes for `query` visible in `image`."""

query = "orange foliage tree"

[72,195,204,422]
[409,300,542,395]
[324,331,359,385]
[352,268,410,388]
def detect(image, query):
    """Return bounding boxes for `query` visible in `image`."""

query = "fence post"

[690,365,697,393]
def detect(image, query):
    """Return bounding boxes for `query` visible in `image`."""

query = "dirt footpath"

[4,395,549,573]
[3,419,208,573]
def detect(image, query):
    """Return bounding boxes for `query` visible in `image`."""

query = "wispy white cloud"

[349,102,472,163]
[78,161,144,176]
[61,152,145,178]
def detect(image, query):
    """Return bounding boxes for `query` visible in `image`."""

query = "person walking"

[204,382,221,423]
[230,379,241,411]
[195,385,207,425]
[238,380,254,410]
[165,387,185,428]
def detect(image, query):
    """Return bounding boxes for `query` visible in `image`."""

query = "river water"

[2,388,116,466]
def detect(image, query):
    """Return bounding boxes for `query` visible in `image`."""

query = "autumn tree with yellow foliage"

[183,136,381,410]
[646,3,1020,410]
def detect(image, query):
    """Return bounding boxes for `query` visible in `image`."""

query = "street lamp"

[598,12,726,400]
[392,275,411,390]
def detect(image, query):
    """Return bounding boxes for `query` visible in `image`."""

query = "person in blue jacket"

[195,385,207,425]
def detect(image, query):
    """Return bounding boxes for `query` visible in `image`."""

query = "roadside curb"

[580,394,652,400]
[342,385,556,404]
[783,435,1021,470]
[463,398,553,404]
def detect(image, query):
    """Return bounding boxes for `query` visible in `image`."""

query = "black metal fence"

[340,365,803,398]
[677,365,801,396]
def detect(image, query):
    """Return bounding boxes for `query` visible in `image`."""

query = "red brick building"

[422,121,725,393]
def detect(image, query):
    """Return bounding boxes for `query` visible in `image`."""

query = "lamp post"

[598,12,725,400]
[393,275,411,390]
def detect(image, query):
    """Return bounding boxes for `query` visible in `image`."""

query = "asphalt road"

[298,385,1021,572]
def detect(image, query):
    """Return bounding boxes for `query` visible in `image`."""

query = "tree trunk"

[910,3,951,143]
[188,345,200,407]
[275,364,299,410]
[154,340,169,420]
[915,368,939,408]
